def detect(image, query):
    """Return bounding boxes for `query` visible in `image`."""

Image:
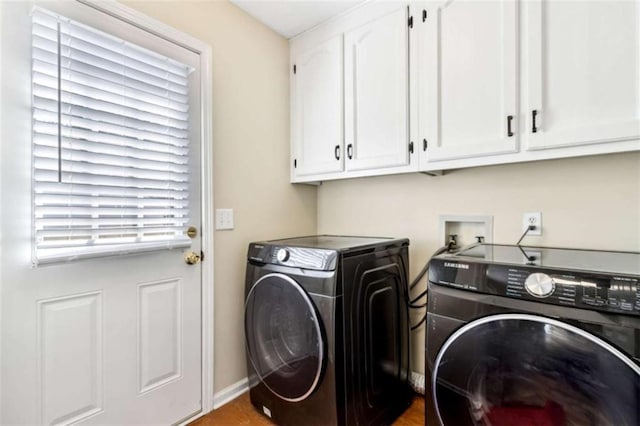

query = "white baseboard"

[410,371,425,395]
[212,377,249,409]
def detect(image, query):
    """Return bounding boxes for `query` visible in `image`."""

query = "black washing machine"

[425,243,640,425]
[244,235,413,426]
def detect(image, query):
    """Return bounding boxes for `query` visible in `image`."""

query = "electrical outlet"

[523,212,542,236]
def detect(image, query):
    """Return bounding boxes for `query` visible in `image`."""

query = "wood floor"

[190,392,425,426]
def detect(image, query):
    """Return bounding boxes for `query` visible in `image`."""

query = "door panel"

[292,36,344,178]
[420,0,518,162]
[244,273,324,402]
[39,292,103,425]
[526,0,640,150]
[138,279,182,394]
[433,314,640,426]
[344,6,409,171]
[1,2,202,424]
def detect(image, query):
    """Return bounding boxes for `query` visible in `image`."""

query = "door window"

[433,314,640,426]
[32,8,193,264]
[245,273,324,402]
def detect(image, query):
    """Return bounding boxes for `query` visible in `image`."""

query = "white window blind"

[32,8,194,265]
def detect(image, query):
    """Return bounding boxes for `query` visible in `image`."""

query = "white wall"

[122,0,318,393]
[318,152,640,373]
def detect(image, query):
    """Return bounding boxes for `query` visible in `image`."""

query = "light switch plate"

[215,208,234,230]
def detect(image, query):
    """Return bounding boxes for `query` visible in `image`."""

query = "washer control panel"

[247,243,338,271]
[429,258,640,316]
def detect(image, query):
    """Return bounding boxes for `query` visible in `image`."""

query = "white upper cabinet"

[344,5,411,172]
[289,0,639,182]
[290,2,416,183]
[419,0,519,165]
[524,0,640,151]
[291,35,344,179]
[417,0,639,171]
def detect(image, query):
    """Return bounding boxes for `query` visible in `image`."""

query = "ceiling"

[230,0,364,39]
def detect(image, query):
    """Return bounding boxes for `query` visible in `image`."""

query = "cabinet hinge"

[409,141,414,154]
[294,159,297,168]
[293,64,296,74]
[408,15,413,29]
[422,10,427,22]
[423,139,428,151]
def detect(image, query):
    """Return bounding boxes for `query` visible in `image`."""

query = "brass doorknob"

[185,251,201,265]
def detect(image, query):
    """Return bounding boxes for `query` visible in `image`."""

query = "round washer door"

[245,273,325,402]
[433,314,640,426]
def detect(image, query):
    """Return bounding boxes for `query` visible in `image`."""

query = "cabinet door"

[344,6,410,172]
[525,0,640,150]
[419,0,518,164]
[291,36,343,178]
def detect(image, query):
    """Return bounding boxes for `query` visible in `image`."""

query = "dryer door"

[432,314,640,426]
[245,273,325,402]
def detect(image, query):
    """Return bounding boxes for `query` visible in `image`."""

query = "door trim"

[0,0,215,419]
[0,3,4,422]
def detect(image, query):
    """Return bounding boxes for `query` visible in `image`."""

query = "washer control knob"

[525,273,555,298]
[276,248,290,263]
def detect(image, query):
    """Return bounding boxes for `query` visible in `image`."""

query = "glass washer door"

[245,273,324,402]
[433,314,640,426]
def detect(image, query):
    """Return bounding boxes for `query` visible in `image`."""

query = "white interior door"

[419,0,518,163]
[291,35,344,178]
[344,5,410,172]
[525,0,640,150]
[1,2,203,424]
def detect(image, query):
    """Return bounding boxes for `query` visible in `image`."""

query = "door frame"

[0,0,216,420]
[0,1,3,422]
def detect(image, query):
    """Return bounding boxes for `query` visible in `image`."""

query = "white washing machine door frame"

[432,313,640,426]
[245,272,325,402]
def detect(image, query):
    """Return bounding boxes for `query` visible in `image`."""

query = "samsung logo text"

[444,262,469,270]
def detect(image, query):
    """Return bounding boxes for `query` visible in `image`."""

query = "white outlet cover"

[523,212,542,236]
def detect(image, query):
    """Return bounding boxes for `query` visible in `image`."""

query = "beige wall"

[122,1,317,392]
[318,152,640,373]
[121,0,640,392]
